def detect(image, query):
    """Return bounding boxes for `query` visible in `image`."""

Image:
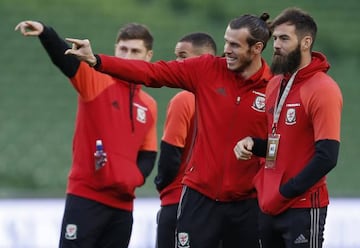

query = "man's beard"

[236,57,252,73]
[271,45,301,75]
[231,48,252,73]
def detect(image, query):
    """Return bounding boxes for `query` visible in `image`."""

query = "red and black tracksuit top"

[39,27,157,211]
[254,52,343,215]
[96,54,272,202]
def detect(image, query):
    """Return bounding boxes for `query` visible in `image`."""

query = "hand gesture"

[65,38,97,66]
[14,20,43,36]
[233,136,254,160]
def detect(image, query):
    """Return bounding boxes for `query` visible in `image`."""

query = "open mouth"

[226,57,237,64]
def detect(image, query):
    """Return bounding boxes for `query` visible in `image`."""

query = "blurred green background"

[1,0,359,198]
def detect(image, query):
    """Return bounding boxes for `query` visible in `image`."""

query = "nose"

[223,43,231,55]
[273,39,281,50]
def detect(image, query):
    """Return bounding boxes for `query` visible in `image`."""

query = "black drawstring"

[129,83,135,132]
[279,78,287,98]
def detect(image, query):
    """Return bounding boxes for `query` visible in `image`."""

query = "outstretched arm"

[65,37,199,91]
[15,20,80,78]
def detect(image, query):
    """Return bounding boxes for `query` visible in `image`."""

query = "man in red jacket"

[234,7,343,248]
[65,13,272,248]
[15,21,158,248]
[155,32,217,248]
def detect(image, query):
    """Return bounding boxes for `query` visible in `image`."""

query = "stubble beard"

[234,49,252,73]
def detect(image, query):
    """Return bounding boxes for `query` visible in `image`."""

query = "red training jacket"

[97,54,272,201]
[67,62,157,211]
[254,52,343,215]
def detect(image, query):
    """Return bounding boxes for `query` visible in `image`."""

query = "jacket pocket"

[94,153,144,195]
[254,167,296,215]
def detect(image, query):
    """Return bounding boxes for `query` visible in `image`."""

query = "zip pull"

[236,96,241,104]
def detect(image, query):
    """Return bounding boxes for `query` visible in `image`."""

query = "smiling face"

[223,26,254,72]
[114,39,153,62]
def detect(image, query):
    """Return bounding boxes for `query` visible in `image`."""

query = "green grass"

[1,0,359,197]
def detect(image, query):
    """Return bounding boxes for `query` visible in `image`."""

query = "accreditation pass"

[265,133,280,169]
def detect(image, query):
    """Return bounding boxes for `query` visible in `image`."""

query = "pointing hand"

[15,20,44,36]
[65,38,97,67]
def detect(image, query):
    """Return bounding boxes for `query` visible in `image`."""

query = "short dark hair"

[115,23,154,50]
[178,32,217,55]
[271,7,317,48]
[228,13,271,51]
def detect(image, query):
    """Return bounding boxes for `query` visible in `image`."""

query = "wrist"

[88,54,98,67]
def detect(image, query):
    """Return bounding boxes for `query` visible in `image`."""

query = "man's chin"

[226,63,237,71]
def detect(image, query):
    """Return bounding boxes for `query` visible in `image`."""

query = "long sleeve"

[154,141,184,191]
[39,25,80,78]
[280,139,339,198]
[252,137,267,157]
[137,150,157,180]
[95,54,220,92]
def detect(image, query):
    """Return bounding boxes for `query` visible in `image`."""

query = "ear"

[301,36,312,51]
[145,50,153,62]
[252,41,264,55]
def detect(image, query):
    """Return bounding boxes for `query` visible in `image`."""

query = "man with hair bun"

[65,13,273,248]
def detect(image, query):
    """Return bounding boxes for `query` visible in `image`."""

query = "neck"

[298,52,312,71]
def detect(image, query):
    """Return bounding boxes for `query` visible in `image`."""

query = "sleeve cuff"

[92,54,101,69]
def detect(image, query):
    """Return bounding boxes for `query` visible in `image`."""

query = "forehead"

[175,41,195,53]
[272,23,297,37]
[116,39,147,50]
[224,26,250,45]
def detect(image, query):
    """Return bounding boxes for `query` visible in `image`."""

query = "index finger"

[65,38,84,45]
[14,22,22,31]
[14,22,27,33]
